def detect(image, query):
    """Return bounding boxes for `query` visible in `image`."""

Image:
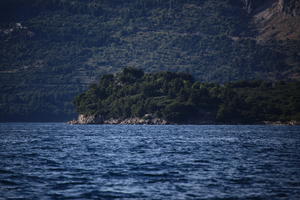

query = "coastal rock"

[263,120,300,125]
[68,114,103,124]
[104,117,168,125]
[68,114,169,125]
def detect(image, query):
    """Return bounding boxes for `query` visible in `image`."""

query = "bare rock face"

[279,0,300,16]
[241,0,300,15]
[248,0,300,41]
[242,0,300,15]
[69,114,103,124]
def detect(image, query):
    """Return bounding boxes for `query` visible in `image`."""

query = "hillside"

[72,67,300,124]
[0,0,299,121]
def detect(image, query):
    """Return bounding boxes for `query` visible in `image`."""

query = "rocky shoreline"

[263,120,300,126]
[68,114,169,125]
[68,114,300,125]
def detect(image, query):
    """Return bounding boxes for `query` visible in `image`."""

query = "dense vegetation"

[0,0,299,121]
[74,68,300,124]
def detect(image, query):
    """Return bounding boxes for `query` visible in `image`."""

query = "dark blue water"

[0,124,300,200]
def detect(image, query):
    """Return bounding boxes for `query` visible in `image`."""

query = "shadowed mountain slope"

[0,0,299,121]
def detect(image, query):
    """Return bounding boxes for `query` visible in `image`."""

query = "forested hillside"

[74,68,300,124]
[0,0,299,121]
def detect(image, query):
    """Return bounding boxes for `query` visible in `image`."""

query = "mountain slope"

[0,0,299,121]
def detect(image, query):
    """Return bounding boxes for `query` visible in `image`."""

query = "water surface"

[0,123,300,199]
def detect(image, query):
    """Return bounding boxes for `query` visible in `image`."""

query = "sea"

[0,123,299,200]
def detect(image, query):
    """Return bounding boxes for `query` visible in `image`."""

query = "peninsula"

[70,68,300,125]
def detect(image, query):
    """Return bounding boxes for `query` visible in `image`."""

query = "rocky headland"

[68,114,169,125]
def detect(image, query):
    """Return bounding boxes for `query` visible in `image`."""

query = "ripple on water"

[0,124,300,200]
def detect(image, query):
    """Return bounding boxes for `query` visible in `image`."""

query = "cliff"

[242,0,300,41]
